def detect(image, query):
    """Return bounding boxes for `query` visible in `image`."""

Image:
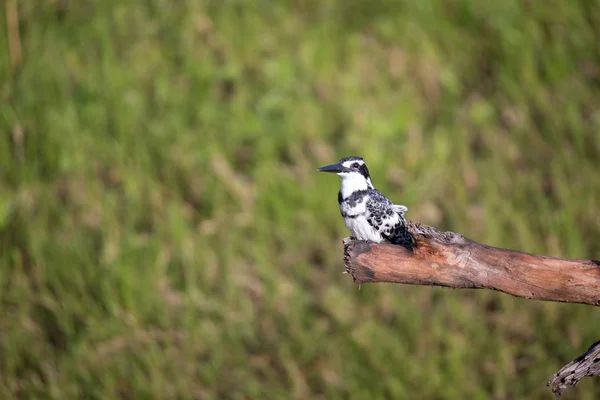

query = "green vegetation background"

[2,1,600,399]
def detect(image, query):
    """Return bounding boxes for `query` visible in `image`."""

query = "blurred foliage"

[1,0,600,398]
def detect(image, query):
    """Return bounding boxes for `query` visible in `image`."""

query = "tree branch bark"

[547,340,600,397]
[344,221,600,306]
[342,220,600,397]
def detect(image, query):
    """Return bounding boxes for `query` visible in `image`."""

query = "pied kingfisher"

[318,156,413,247]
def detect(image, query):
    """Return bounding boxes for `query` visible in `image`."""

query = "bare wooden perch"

[344,221,600,306]
[342,221,600,397]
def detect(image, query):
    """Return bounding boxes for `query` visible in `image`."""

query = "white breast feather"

[339,174,370,199]
[339,194,388,243]
[345,215,385,242]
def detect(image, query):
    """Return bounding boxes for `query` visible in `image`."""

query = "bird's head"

[317,156,373,187]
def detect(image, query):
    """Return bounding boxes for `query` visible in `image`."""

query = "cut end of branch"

[343,237,376,283]
[342,237,353,275]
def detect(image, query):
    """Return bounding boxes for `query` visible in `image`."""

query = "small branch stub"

[342,221,600,397]
[547,341,600,397]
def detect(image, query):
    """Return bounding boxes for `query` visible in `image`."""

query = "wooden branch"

[547,340,600,397]
[343,221,600,306]
[342,220,600,397]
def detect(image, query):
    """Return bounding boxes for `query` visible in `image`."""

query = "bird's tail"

[392,204,408,217]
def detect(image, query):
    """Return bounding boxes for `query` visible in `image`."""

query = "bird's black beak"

[317,163,344,173]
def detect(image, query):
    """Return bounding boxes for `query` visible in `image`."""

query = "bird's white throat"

[339,173,373,199]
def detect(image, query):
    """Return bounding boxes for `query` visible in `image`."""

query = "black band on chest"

[341,211,359,219]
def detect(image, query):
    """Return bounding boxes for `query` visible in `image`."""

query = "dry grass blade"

[6,0,21,70]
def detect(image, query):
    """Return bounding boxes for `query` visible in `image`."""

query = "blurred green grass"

[2,0,600,398]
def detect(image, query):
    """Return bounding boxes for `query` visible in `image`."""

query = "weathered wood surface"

[342,221,600,397]
[343,221,600,307]
[547,340,600,397]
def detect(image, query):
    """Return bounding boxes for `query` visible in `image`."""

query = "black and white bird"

[317,156,413,247]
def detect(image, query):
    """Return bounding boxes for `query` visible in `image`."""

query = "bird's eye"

[352,162,360,168]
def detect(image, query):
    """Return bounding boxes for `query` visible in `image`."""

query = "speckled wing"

[365,190,406,243]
